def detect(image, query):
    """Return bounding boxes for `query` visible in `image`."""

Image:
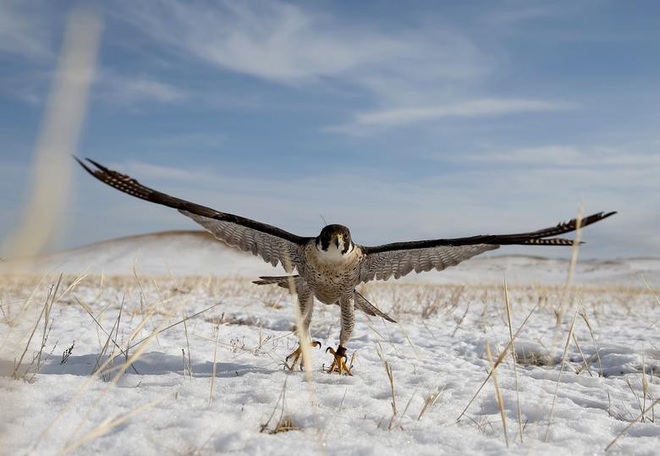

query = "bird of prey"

[76,157,616,375]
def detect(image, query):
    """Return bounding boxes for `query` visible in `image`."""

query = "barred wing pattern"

[76,158,310,272]
[359,244,498,282]
[182,211,303,271]
[359,211,616,283]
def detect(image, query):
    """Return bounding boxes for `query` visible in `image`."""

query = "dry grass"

[11,275,59,381]
[456,302,539,422]
[417,385,443,421]
[376,343,398,430]
[260,378,301,434]
[485,340,509,447]
[545,304,582,441]
[606,398,660,452]
[9,273,87,381]
[504,279,524,443]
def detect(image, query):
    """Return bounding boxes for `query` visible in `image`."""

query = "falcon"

[76,157,615,375]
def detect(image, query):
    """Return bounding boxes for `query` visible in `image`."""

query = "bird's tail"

[253,275,396,323]
[252,275,302,288]
[354,290,396,323]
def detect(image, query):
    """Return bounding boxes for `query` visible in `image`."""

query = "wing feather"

[76,157,310,272]
[359,211,616,282]
[182,211,302,270]
[360,244,498,282]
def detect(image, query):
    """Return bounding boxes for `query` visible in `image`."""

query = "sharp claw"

[326,345,353,376]
[326,346,347,360]
[284,347,301,370]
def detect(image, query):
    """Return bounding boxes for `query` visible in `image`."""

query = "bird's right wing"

[76,158,310,272]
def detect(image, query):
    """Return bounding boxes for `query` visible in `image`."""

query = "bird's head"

[316,224,353,256]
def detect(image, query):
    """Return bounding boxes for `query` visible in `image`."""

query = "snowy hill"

[0,231,276,277]
[1,230,658,287]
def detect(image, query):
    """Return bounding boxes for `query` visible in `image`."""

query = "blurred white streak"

[4,9,102,258]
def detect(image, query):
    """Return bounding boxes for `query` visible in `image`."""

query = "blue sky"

[2,0,659,259]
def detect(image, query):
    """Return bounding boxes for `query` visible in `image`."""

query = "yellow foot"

[326,346,353,376]
[285,341,321,370]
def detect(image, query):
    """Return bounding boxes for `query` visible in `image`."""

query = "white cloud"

[349,98,576,128]
[467,145,584,165]
[125,161,203,181]
[484,4,556,26]
[142,132,226,149]
[120,78,186,103]
[455,144,660,168]
[0,0,56,61]
[0,1,63,105]
[113,1,490,101]
[100,72,188,104]
[118,2,413,81]
[112,2,590,133]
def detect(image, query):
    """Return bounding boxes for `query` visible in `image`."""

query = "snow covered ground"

[1,232,658,455]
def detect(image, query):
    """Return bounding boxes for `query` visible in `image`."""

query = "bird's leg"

[285,288,320,371]
[326,296,355,376]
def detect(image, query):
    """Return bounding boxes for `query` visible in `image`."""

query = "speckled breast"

[301,243,363,304]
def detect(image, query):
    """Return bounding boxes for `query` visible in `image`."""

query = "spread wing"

[76,157,311,272]
[359,211,616,282]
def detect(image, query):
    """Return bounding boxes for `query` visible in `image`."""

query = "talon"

[326,345,353,376]
[326,346,346,360]
[285,341,321,371]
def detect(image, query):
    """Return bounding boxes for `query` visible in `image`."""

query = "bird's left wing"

[76,158,311,272]
[358,212,616,282]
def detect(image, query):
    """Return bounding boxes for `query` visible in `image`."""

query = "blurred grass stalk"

[4,8,102,259]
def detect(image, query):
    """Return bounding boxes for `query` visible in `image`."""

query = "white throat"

[315,239,354,262]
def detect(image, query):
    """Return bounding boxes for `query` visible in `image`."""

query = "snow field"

[1,272,658,455]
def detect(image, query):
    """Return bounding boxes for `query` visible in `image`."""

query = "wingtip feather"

[73,155,96,175]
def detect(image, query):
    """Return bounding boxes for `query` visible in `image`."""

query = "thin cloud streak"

[99,72,188,104]
[142,132,226,149]
[449,144,660,168]
[350,98,577,128]
[0,0,56,61]
[124,161,205,182]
